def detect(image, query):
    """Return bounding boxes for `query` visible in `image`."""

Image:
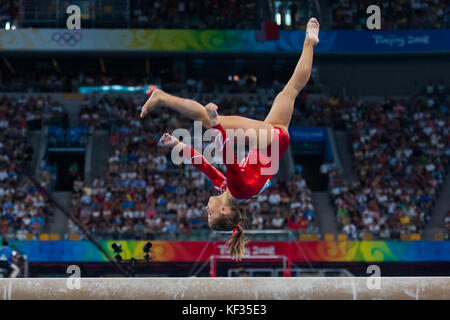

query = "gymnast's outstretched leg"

[140,89,274,147]
[140,17,320,145]
[264,17,320,134]
[140,89,211,127]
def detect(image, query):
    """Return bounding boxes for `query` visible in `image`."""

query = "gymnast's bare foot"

[305,17,320,47]
[205,103,219,126]
[140,88,164,118]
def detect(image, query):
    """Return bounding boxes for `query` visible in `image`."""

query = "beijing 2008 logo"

[51,31,82,47]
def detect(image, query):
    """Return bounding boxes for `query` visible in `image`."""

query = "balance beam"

[1,277,449,300]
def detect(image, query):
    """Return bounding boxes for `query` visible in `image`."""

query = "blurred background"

[0,0,449,278]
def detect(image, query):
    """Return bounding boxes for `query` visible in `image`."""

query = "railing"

[228,267,354,277]
[3,229,448,242]
[274,267,354,277]
[66,229,318,241]
[210,254,289,277]
[212,229,295,241]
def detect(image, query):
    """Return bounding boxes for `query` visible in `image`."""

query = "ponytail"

[209,202,247,260]
[226,224,247,261]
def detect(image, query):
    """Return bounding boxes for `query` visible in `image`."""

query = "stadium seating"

[323,83,449,240]
[7,0,449,30]
[0,95,56,241]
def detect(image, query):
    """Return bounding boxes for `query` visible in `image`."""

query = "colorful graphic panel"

[10,240,450,263]
[0,29,449,53]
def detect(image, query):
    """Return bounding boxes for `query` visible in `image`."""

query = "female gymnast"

[140,17,320,259]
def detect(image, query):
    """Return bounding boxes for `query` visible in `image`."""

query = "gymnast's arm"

[211,123,241,173]
[158,133,226,192]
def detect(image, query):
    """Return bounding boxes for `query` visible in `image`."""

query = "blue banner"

[265,29,450,53]
[289,127,333,161]
[313,29,450,53]
[289,127,327,142]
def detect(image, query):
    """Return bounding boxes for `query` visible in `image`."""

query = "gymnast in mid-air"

[140,17,320,259]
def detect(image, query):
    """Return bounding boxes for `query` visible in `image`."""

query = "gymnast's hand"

[158,133,180,147]
[205,103,219,126]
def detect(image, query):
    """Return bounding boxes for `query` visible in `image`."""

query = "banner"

[289,127,327,142]
[10,240,450,263]
[289,126,333,161]
[78,84,159,94]
[0,29,449,53]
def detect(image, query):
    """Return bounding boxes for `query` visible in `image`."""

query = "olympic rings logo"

[51,31,82,47]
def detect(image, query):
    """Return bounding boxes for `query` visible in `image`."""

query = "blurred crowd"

[131,0,260,29]
[0,72,73,93]
[0,69,291,96]
[0,95,54,241]
[69,93,318,239]
[4,0,449,30]
[331,0,449,30]
[0,0,19,26]
[318,80,449,239]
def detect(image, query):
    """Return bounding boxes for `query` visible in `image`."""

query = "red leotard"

[182,124,289,200]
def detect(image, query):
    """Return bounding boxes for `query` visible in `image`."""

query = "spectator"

[0,239,19,277]
[343,220,357,240]
[287,213,308,231]
[271,209,285,229]
[320,160,330,190]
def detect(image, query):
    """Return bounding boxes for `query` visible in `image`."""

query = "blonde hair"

[210,204,247,260]
[226,224,247,261]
